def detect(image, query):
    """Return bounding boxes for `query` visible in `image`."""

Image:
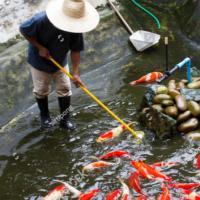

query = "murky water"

[0,2,200,200]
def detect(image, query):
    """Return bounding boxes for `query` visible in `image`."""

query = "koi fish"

[140,161,172,182]
[82,160,119,173]
[182,189,200,200]
[197,154,200,170]
[135,195,147,200]
[43,184,66,200]
[169,183,200,190]
[79,189,100,200]
[130,72,163,86]
[157,184,171,200]
[98,151,130,160]
[129,172,144,195]
[53,180,81,198]
[119,179,130,200]
[105,189,122,200]
[131,161,154,180]
[96,122,134,143]
[151,162,180,168]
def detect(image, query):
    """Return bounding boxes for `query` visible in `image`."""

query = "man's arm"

[20,31,50,59]
[71,51,84,88]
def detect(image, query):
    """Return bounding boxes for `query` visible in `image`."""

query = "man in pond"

[20,0,99,130]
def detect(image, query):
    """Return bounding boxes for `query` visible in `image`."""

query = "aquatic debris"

[98,150,130,160]
[157,184,171,200]
[128,172,144,195]
[82,160,119,173]
[96,122,134,143]
[130,72,163,86]
[119,178,130,200]
[79,189,100,200]
[43,184,66,200]
[105,189,122,200]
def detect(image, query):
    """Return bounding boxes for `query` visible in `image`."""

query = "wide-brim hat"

[46,0,100,33]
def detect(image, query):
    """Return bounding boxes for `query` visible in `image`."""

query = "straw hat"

[46,0,100,33]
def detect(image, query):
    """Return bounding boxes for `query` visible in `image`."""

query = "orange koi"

[136,195,147,200]
[98,151,130,160]
[157,184,171,200]
[169,183,200,190]
[130,72,163,86]
[197,154,200,170]
[129,172,144,195]
[151,162,180,168]
[105,189,122,200]
[119,179,130,200]
[43,184,66,200]
[96,122,134,143]
[131,161,154,180]
[140,161,172,182]
[82,160,118,173]
[182,190,200,200]
[79,189,100,200]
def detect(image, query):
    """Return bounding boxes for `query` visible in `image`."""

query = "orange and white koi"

[119,179,130,200]
[53,180,81,198]
[131,161,154,180]
[157,184,171,200]
[151,162,180,168]
[79,189,100,200]
[105,189,122,200]
[96,122,134,143]
[98,151,130,160]
[82,160,119,173]
[169,183,200,190]
[43,184,66,200]
[182,190,200,200]
[136,195,147,200]
[129,172,144,195]
[197,154,200,170]
[130,72,163,86]
[140,161,172,182]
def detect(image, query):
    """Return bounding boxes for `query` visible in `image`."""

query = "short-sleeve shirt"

[20,11,84,73]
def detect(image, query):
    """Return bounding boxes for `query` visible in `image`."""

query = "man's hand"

[72,74,84,88]
[38,46,50,59]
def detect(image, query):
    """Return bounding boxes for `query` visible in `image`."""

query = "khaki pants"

[30,65,72,99]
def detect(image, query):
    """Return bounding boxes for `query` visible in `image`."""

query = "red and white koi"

[82,160,119,173]
[157,184,171,200]
[119,179,130,200]
[96,122,134,143]
[53,180,81,198]
[197,154,200,170]
[151,162,180,168]
[43,184,66,200]
[182,189,200,200]
[136,195,147,200]
[98,150,130,160]
[105,189,122,200]
[169,183,200,190]
[130,72,163,86]
[129,172,144,195]
[79,189,100,200]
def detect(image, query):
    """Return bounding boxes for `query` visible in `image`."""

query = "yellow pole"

[49,57,143,140]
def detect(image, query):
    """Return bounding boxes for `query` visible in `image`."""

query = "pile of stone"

[140,78,200,141]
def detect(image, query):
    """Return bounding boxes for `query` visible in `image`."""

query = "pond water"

[0,1,199,200]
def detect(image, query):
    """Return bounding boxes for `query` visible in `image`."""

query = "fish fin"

[130,81,137,86]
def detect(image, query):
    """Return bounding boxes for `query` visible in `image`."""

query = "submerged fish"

[157,184,171,200]
[197,154,200,170]
[130,72,163,86]
[151,162,180,168]
[43,184,66,200]
[79,189,100,200]
[119,179,130,200]
[169,183,200,190]
[96,122,134,143]
[135,195,147,200]
[105,189,122,200]
[82,160,119,173]
[129,172,144,195]
[182,189,200,200]
[98,150,130,160]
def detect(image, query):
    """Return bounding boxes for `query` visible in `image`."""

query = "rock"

[180,88,200,102]
[187,101,200,117]
[187,81,200,89]
[165,106,178,118]
[175,95,187,112]
[177,110,191,122]
[168,89,181,99]
[168,80,176,90]
[153,94,172,104]
[186,130,200,141]
[178,118,199,133]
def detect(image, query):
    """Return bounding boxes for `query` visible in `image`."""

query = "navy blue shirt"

[20,12,84,73]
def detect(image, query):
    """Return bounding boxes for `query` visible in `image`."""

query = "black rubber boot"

[58,96,76,131]
[36,97,52,129]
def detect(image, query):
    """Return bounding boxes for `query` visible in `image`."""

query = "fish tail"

[130,81,137,86]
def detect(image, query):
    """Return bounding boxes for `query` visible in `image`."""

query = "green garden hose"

[130,0,161,29]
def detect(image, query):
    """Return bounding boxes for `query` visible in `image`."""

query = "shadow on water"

[0,2,200,200]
